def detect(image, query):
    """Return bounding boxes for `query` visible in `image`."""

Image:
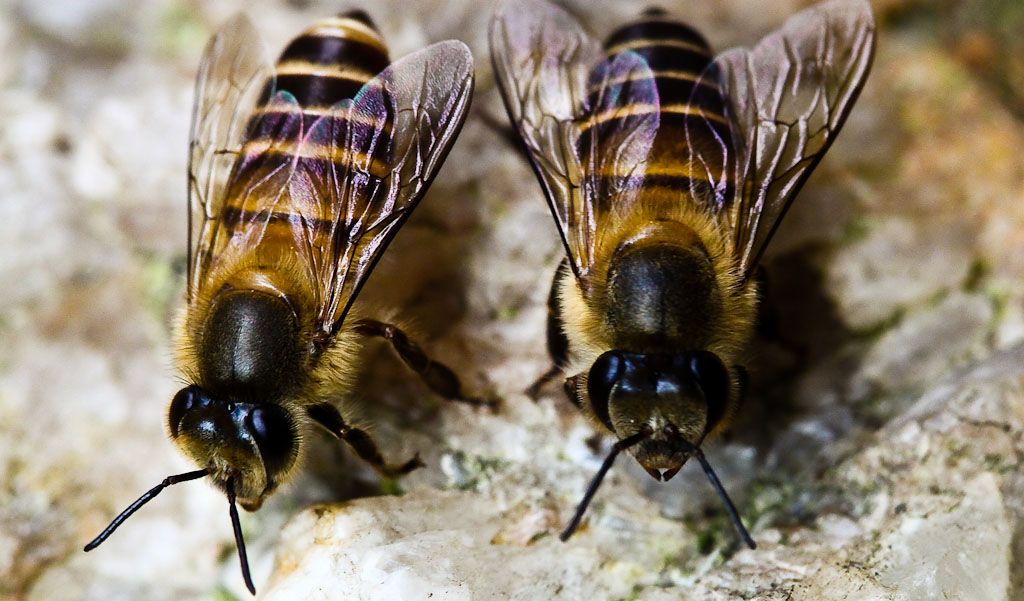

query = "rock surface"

[1,0,1023,600]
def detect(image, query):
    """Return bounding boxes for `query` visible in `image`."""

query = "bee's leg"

[525,365,562,399]
[711,365,748,444]
[306,402,424,477]
[353,319,495,410]
[527,259,571,399]
[563,373,586,410]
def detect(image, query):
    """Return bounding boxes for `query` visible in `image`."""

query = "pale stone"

[2,0,1023,599]
[16,0,132,50]
[258,346,1024,599]
[855,290,993,396]
[826,216,975,331]
[264,488,687,601]
[876,474,1010,601]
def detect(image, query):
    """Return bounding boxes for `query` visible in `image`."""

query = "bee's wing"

[576,52,660,276]
[491,0,659,279]
[187,14,275,301]
[708,0,875,277]
[194,89,309,300]
[297,40,475,333]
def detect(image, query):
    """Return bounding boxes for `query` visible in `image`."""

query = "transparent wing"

[298,40,475,333]
[715,0,875,277]
[683,59,739,215]
[490,0,658,279]
[196,91,308,294]
[187,14,275,301]
[576,51,659,275]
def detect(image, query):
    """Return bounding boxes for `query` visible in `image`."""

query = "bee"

[491,0,875,546]
[84,10,475,594]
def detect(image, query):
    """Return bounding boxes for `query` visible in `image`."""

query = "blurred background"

[1,0,1023,599]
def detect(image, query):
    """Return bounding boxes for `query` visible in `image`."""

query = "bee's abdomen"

[605,14,711,77]
[221,12,393,256]
[240,10,390,149]
[586,10,734,202]
[272,10,389,110]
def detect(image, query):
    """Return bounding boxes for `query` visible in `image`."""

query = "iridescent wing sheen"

[576,53,660,276]
[187,14,275,301]
[709,0,875,277]
[197,90,308,297]
[491,0,659,280]
[679,58,738,215]
[299,40,475,333]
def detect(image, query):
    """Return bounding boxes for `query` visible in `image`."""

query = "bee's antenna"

[677,437,756,550]
[84,469,210,552]
[560,425,652,541]
[226,477,256,595]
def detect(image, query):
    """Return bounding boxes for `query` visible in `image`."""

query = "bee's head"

[586,349,730,479]
[83,384,299,595]
[561,349,752,548]
[168,385,299,509]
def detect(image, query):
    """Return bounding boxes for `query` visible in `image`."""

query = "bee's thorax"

[605,229,721,352]
[198,287,304,400]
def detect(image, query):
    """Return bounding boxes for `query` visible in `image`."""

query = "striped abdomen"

[270,10,390,110]
[218,11,392,266]
[582,10,734,204]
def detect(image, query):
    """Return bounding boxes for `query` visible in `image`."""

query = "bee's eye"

[588,351,624,431]
[168,386,205,437]
[247,405,296,482]
[688,351,729,406]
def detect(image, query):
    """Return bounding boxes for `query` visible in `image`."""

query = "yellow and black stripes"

[273,10,389,109]
[581,10,735,203]
[242,9,391,150]
[605,15,712,77]
[220,10,396,255]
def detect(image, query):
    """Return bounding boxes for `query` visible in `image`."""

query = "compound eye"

[246,405,297,482]
[688,351,729,407]
[588,351,624,431]
[168,386,205,438]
